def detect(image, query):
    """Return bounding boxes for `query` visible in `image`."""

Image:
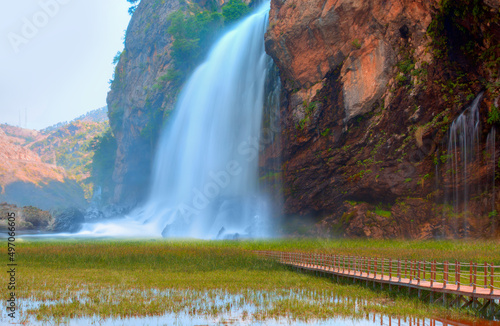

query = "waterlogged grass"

[0,239,494,322]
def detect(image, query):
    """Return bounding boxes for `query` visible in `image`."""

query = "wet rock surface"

[51,207,85,233]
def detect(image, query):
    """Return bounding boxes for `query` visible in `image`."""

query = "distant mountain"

[0,128,86,210]
[41,106,108,134]
[75,106,108,123]
[0,124,40,146]
[0,106,110,201]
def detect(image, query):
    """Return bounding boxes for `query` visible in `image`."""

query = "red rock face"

[265,0,500,238]
[266,0,435,119]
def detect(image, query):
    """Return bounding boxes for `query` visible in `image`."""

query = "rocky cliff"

[107,0,181,207]
[265,0,500,238]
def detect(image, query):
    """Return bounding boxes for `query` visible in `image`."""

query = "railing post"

[374,258,377,278]
[381,258,384,280]
[404,259,408,280]
[490,264,494,295]
[484,262,488,289]
[410,260,413,282]
[457,261,461,291]
[413,260,416,282]
[423,260,426,281]
[398,259,401,282]
[430,261,434,287]
[443,261,448,289]
[343,256,345,273]
[348,256,351,274]
[417,261,421,285]
[469,261,473,286]
[389,258,392,280]
[473,262,477,293]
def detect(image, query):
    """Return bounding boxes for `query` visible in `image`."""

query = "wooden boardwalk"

[255,251,500,319]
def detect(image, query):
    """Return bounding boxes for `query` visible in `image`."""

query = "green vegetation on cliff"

[166,0,251,87]
[88,129,117,204]
[30,121,109,199]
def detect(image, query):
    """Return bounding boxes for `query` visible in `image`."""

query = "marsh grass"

[0,239,495,322]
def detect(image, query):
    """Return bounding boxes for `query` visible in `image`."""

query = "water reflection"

[2,289,498,325]
[4,312,497,326]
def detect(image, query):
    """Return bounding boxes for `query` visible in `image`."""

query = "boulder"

[51,207,84,233]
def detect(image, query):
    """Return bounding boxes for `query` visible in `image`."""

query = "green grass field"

[2,239,498,323]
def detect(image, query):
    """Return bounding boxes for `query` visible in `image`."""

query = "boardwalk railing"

[254,250,500,318]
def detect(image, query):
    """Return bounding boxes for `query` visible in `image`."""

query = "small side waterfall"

[486,127,497,236]
[80,2,276,239]
[437,93,500,237]
[443,94,483,236]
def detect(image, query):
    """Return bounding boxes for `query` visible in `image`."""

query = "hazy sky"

[0,0,132,130]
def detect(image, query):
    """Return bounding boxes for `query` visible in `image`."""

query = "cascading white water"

[486,127,497,236]
[79,2,274,239]
[443,93,483,235]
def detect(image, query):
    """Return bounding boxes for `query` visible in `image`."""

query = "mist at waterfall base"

[79,2,278,239]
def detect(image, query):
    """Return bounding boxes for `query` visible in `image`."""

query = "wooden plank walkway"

[254,251,500,318]
[288,262,500,299]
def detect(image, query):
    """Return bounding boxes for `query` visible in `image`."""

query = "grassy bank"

[1,239,497,322]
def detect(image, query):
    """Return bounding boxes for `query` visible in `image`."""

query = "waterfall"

[443,94,483,236]
[486,127,497,236]
[80,2,275,239]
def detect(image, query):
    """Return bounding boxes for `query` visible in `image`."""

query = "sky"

[0,0,132,130]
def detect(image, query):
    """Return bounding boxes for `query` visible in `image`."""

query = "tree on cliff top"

[165,0,250,87]
[222,0,251,24]
[126,0,140,15]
